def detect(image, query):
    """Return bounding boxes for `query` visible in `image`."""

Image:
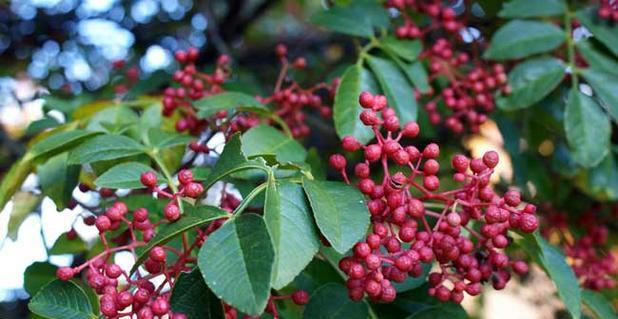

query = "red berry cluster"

[542,205,617,291]
[111,59,140,96]
[162,47,232,134]
[56,169,308,318]
[331,92,538,303]
[385,0,510,133]
[257,44,338,138]
[598,0,618,21]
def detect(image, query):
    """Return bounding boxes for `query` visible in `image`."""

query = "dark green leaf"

[519,233,581,319]
[564,88,610,167]
[577,40,618,76]
[241,125,307,163]
[366,55,417,124]
[7,192,41,240]
[499,0,566,18]
[132,205,228,273]
[170,269,225,319]
[146,128,193,150]
[404,61,431,94]
[49,234,88,255]
[25,117,60,136]
[497,56,565,110]
[303,283,369,319]
[333,65,378,144]
[202,134,269,190]
[380,37,422,61]
[577,8,618,58]
[28,280,96,319]
[394,263,431,292]
[38,153,80,210]
[302,178,370,254]
[582,290,618,319]
[309,6,374,37]
[24,262,57,296]
[581,68,618,122]
[68,134,145,164]
[198,214,274,316]
[30,130,100,160]
[306,148,326,180]
[264,180,320,289]
[94,162,163,189]
[485,20,565,60]
[575,152,618,201]
[195,92,268,118]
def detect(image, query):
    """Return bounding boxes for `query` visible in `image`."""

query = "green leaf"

[306,148,326,180]
[195,92,268,118]
[404,61,431,94]
[366,55,417,124]
[380,37,422,62]
[498,0,566,18]
[577,40,618,77]
[30,130,100,160]
[264,180,320,289]
[170,268,225,319]
[24,262,58,297]
[94,162,163,189]
[582,290,618,319]
[7,192,41,240]
[519,233,581,319]
[485,20,565,60]
[393,263,431,292]
[496,56,565,110]
[25,117,60,136]
[146,128,193,150]
[131,205,228,273]
[303,283,368,319]
[28,280,96,319]
[0,157,33,213]
[241,125,307,163]
[309,6,374,37]
[333,65,378,145]
[575,152,618,201]
[406,303,467,319]
[373,283,466,319]
[68,134,145,164]
[581,68,618,122]
[302,178,369,254]
[577,8,618,58]
[49,234,88,255]
[38,153,80,210]
[564,88,611,168]
[198,213,274,316]
[202,134,269,190]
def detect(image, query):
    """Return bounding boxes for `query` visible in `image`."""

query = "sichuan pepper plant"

[0,1,617,319]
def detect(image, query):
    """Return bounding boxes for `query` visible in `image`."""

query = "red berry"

[95,216,112,232]
[483,151,499,168]
[57,267,74,281]
[401,122,420,138]
[140,172,158,188]
[423,143,440,158]
[133,208,149,222]
[342,136,361,152]
[164,203,180,221]
[184,182,204,198]
[329,154,347,170]
[359,92,375,108]
[149,246,167,262]
[178,169,193,185]
[364,144,382,162]
[291,290,309,305]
